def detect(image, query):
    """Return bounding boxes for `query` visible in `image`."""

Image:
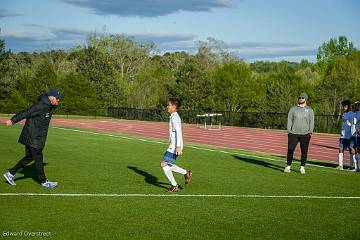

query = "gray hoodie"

[287,105,314,135]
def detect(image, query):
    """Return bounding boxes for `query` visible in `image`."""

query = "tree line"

[0,34,359,116]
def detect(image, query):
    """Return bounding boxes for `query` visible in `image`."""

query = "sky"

[1,0,359,62]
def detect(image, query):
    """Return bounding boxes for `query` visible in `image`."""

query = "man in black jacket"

[3,90,62,188]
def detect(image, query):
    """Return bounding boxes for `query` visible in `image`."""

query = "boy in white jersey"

[160,98,192,192]
[338,100,356,170]
[353,101,360,172]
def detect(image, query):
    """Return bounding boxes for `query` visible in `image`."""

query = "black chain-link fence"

[107,107,341,134]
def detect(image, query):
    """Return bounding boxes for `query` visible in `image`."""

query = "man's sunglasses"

[299,97,306,99]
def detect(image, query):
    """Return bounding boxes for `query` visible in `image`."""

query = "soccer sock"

[353,154,357,169]
[171,164,187,175]
[338,153,344,167]
[162,165,177,186]
[356,154,360,170]
[350,154,354,168]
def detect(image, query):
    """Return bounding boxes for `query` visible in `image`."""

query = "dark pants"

[9,145,47,183]
[287,133,311,167]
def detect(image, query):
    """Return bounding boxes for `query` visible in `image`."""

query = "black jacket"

[11,94,56,149]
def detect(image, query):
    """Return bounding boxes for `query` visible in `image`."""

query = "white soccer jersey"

[341,111,354,139]
[167,112,183,153]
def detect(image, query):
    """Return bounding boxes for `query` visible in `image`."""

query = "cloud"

[24,24,92,40]
[132,33,195,44]
[1,25,316,62]
[1,26,91,52]
[229,42,317,60]
[0,9,22,18]
[248,55,317,63]
[1,25,196,52]
[156,40,317,62]
[227,42,301,49]
[59,0,233,17]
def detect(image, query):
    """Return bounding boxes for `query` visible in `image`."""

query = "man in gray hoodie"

[284,92,314,174]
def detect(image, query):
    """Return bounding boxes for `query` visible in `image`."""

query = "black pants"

[9,145,47,183]
[287,133,311,167]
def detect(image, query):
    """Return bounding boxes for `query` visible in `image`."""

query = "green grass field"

[1,124,359,240]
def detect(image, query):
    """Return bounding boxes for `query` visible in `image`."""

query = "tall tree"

[212,61,253,112]
[70,46,127,108]
[317,54,360,115]
[317,36,356,63]
[167,57,213,110]
[58,73,98,114]
[87,33,154,82]
[13,59,58,106]
[128,60,173,109]
[0,38,13,111]
[264,71,314,113]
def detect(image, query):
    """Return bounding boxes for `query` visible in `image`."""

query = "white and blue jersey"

[340,111,354,139]
[162,112,183,166]
[354,111,360,148]
[167,112,183,154]
[354,111,360,135]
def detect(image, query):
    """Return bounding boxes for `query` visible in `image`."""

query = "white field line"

[0,192,359,199]
[52,127,336,170]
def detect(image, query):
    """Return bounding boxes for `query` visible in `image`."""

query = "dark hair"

[168,97,181,109]
[353,101,360,111]
[341,100,351,107]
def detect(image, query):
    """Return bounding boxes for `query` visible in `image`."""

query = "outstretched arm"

[7,103,42,125]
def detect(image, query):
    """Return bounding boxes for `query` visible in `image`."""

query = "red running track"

[50,118,342,163]
[1,117,342,162]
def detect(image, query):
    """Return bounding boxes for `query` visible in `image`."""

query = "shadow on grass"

[232,155,285,172]
[312,143,338,150]
[305,159,339,168]
[5,163,49,184]
[267,153,339,169]
[236,152,339,170]
[127,166,170,189]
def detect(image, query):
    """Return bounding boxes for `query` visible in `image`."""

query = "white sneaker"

[3,172,16,185]
[284,166,291,173]
[336,165,343,171]
[300,167,306,174]
[41,180,58,189]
